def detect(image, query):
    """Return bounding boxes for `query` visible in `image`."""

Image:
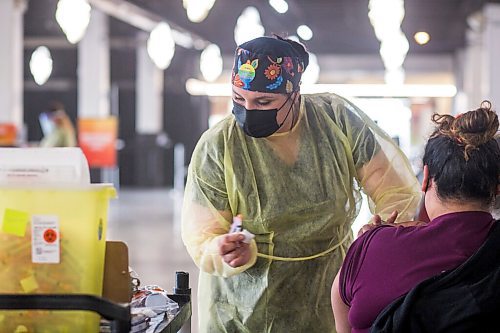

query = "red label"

[43,229,58,243]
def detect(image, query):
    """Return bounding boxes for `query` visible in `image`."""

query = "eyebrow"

[232,89,276,100]
[232,89,243,98]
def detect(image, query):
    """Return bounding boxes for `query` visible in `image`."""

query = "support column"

[460,4,500,110]
[0,0,25,130]
[460,29,482,110]
[467,30,483,107]
[133,35,167,186]
[78,9,110,118]
[481,3,500,106]
[136,33,164,134]
[77,9,114,184]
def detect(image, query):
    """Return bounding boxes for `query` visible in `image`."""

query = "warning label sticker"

[31,215,60,264]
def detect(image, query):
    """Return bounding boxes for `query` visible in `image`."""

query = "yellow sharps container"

[0,148,117,332]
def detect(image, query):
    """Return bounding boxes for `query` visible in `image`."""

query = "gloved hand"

[357,210,428,238]
[218,233,253,268]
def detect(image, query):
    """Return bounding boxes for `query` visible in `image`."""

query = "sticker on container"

[20,274,39,293]
[1,208,30,237]
[14,325,28,333]
[31,215,60,264]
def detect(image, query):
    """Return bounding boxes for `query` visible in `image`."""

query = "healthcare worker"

[182,36,421,332]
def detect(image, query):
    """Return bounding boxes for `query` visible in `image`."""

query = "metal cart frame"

[0,271,192,333]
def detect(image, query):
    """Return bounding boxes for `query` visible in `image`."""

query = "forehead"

[232,86,282,99]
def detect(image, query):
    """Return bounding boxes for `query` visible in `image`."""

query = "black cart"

[0,271,192,333]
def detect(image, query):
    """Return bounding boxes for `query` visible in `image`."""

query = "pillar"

[0,0,26,130]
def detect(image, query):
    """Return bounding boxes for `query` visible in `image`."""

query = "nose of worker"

[232,91,297,138]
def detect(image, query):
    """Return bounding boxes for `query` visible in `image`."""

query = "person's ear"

[421,165,430,192]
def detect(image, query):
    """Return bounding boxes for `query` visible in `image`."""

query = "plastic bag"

[130,285,180,333]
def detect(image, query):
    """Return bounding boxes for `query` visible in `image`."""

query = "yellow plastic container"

[0,185,116,333]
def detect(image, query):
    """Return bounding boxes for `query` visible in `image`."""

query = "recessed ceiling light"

[297,25,313,40]
[269,0,288,14]
[414,31,430,45]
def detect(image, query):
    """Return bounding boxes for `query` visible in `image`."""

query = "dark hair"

[423,101,500,205]
[48,100,65,113]
[273,34,310,70]
[495,136,500,218]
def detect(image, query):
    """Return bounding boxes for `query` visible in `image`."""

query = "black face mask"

[232,93,295,138]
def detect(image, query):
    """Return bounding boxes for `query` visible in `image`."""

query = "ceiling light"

[234,7,265,45]
[384,68,405,86]
[297,25,313,40]
[466,11,483,32]
[269,0,288,14]
[368,0,408,85]
[183,0,216,23]
[55,0,91,44]
[379,32,409,70]
[368,0,405,41]
[29,46,53,85]
[147,22,176,70]
[414,31,430,45]
[200,44,223,82]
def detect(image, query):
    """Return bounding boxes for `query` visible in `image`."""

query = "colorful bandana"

[231,37,306,94]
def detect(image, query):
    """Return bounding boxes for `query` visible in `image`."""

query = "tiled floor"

[107,188,199,332]
[106,188,371,333]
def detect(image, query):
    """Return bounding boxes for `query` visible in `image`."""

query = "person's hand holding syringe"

[218,214,255,268]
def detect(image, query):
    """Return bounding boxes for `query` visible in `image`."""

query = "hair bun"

[432,100,499,160]
[454,100,498,143]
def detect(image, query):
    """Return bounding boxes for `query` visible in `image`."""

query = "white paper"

[31,215,60,264]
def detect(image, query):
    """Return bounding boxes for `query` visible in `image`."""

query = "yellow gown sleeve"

[357,149,421,222]
[181,130,257,277]
[333,96,421,222]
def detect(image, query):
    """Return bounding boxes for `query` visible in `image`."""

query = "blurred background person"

[39,101,77,148]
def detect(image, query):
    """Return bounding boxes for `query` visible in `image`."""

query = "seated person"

[331,101,500,333]
[494,136,500,220]
[40,101,77,148]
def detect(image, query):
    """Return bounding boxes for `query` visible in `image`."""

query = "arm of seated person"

[332,271,352,333]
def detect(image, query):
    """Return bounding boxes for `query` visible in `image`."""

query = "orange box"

[0,123,17,146]
[78,117,118,168]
